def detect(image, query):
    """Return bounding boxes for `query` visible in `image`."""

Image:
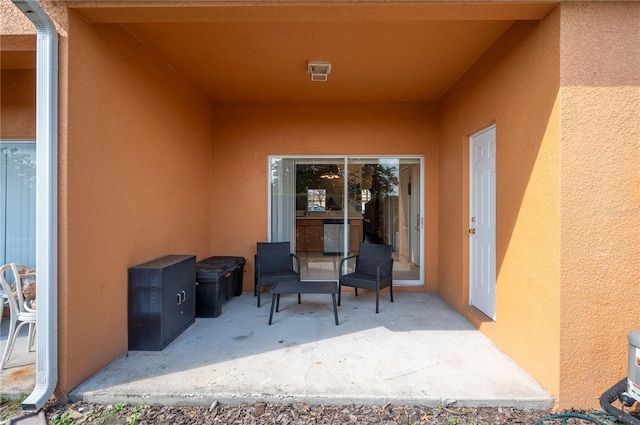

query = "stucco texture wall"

[558,2,640,409]
[0,69,35,139]
[438,11,562,400]
[1,0,35,34]
[59,12,212,398]
[209,102,439,293]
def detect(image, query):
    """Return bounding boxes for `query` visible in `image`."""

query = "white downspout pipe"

[11,0,58,412]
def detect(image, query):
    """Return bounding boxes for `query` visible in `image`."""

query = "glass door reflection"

[270,156,422,284]
[293,159,345,280]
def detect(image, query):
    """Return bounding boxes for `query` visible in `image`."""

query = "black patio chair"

[338,242,394,313]
[254,241,301,308]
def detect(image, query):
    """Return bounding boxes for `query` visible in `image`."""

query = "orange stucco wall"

[439,2,640,410]
[209,102,439,293]
[558,2,640,408]
[59,12,212,398]
[1,0,35,34]
[4,0,638,410]
[438,10,562,401]
[1,69,35,139]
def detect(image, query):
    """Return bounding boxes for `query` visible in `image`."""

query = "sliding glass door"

[269,156,423,286]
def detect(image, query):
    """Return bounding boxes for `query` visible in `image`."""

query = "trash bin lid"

[204,256,246,266]
[196,256,246,282]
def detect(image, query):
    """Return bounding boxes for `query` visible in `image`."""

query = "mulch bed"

[28,400,622,425]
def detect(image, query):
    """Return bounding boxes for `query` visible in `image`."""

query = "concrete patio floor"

[0,319,36,397]
[2,291,553,409]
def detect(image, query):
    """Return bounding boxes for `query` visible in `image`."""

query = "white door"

[469,125,496,320]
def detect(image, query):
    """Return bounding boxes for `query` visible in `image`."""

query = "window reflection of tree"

[295,164,343,212]
[362,164,398,244]
[1,147,36,190]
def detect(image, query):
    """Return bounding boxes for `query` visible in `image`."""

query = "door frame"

[268,155,425,286]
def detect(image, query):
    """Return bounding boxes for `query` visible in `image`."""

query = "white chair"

[0,264,16,327]
[0,263,37,369]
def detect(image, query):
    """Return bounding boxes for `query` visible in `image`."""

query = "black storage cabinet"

[128,255,196,351]
[195,256,246,318]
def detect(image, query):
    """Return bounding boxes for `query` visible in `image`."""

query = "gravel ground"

[1,399,629,425]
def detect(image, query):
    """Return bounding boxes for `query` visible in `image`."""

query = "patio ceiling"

[7,2,557,102]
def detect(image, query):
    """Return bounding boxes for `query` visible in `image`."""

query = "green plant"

[448,418,461,425]
[51,411,77,425]
[114,402,128,412]
[87,410,112,425]
[0,394,29,422]
[128,411,141,425]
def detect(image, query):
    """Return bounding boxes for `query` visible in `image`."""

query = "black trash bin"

[195,256,246,318]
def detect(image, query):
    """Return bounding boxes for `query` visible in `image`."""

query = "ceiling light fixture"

[308,61,332,82]
[320,172,341,179]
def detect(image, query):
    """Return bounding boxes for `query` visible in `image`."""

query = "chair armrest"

[339,255,359,277]
[290,253,301,277]
[376,258,394,281]
[23,301,36,313]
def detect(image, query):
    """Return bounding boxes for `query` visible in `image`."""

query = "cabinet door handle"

[177,293,182,305]
[181,290,186,303]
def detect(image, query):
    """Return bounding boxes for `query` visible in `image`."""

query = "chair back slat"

[257,242,293,273]
[10,263,36,313]
[0,264,19,313]
[1,263,36,314]
[356,243,392,276]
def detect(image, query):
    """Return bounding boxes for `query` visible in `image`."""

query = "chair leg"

[257,287,261,308]
[355,288,359,297]
[268,295,276,325]
[375,289,379,313]
[27,323,36,352]
[338,285,341,306]
[0,318,16,369]
[1,319,23,370]
[390,284,394,302]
